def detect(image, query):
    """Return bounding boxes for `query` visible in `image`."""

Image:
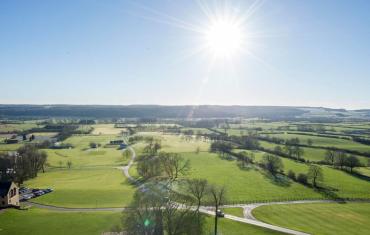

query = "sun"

[205,18,244,58]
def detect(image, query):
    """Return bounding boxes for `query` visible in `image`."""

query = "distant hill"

[0,105,305,119]
[0,105,368,120]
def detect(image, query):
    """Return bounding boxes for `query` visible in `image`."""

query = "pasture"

[266,133,370,153]
[183,152,322,203]
[253,202,370,235]
[0,122,39,133]
[0,208,121,235]
[248,151,370,199]
[23,134,134,208]
[91,124,124,135]
[25,168,136,208]
[259,141,369,164]
[0,208,285,235]
[134,132,210,153]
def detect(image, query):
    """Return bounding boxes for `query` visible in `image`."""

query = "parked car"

[22,193,34,200]
[216,209,225,218]
[19,187,31,195]
[44,188,53,193]
[34,190,45,196]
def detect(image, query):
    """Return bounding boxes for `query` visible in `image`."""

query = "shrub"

[297,173,308,184]
[287,170,296,181]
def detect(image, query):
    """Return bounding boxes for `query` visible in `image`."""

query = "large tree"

[159,152,190,181]
[345,155,361,173]
[123,184,198,235]
[0,145,48,183]
[334,152,347,169]
[261,154,284,177]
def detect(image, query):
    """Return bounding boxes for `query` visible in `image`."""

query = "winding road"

[24,143,368,235]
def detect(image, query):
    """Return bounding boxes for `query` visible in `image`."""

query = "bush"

[89,142,100,148]
[287,170,296,181]
[297,173,308,184]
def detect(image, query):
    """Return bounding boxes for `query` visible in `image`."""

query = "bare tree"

[335,152,347,169]
[159,152,190,181]
[209,185,227,235]
[307,165,323,187]
[325,150,336,166]
[187,178,208,212]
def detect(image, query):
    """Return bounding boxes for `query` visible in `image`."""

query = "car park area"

[19,187,53,202]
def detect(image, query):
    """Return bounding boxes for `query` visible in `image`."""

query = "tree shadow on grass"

[344,170,370,182]
[236,161,257,171]
[219,153,237,161]
[261,171,292,187]
[314,185,340,200]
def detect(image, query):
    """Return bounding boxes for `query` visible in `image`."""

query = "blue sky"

[0,0,369,109]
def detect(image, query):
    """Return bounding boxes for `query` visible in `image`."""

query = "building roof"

[0,181,12,197]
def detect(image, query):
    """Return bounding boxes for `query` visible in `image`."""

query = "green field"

[22,134,135,208]
[266,133,370,153]
[45,135,128,167]
[25,168,136,208]
[0,208,284,235]
[91,124,124,135]
[134,132,370,203]
[357,167,370,177]
[223,207,244,217]
[260,141,369,164]
[253,202,370,235]
[0,143,23,152]
[249,151,370,199]
[135,132,210,153]
[0,123,39,133]
[183,152,322,203]
[0,208,121,235]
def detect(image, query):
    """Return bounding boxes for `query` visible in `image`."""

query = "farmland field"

[259,141,369,164]
[265,133,370,153]
[22,133,135,208]
[91,124,124,135]
[25,168,135,208]
[0,123,39,133]
[253,202,370,235]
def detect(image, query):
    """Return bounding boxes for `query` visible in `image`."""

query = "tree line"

[0,145,48,184]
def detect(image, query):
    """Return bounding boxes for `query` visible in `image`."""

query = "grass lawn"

[63,135,122,148]
[249,151,370,199]
[183,152,322,203]
[45,148,127,168]
[0,208,121,235]
[0,208,285,235]
[92,124,124,135]
[0,143,23,152]
[253,202,370,235]
[357,167,370,177]
[44,134,129,168]
[136,132,210,153]
[25,168,135,208]
[0,123,39,133]
[203,216,285,235]
[223,207,244,217]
